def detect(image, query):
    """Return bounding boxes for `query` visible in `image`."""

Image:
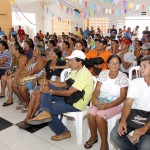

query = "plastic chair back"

[60,68,71,82]
[129,66,140,81]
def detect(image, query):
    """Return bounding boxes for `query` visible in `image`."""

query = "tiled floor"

[0,97,105,150]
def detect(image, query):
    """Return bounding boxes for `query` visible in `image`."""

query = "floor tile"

[0,142,9,150]
[22,122,48,133]
[45,145,63,150]
[10,134,52,150]
[1,109,26,124]
[53,139,84,150]
[0,95,118,150]
[0,117,13,131]
[0,125,30,145]
[33,126,58,144]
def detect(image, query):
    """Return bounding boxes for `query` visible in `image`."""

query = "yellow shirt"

[74,30,81,37]
[69,66,94,110]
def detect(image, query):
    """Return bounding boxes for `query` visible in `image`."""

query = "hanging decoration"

[135,5,140,12]
[114,0,120,6]
[141,4,146,12]
[42,0,150,20]
[128,3,134,9]
[9,0,36,25]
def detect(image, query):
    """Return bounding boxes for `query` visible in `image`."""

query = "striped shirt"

[0,50,12,69]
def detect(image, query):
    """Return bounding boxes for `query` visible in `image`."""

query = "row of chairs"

[60,66,140,148]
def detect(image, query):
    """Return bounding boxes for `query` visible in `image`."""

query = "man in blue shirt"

[124,27,132,39]
[9,27,17,38]
[0,27,5,36]
[84,27,90,39]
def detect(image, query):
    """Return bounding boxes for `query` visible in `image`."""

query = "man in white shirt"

[118,38,135,76]
[111,55,150,150]
[132,26,139,41]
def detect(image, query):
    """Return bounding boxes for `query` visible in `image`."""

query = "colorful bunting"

[43,0,150,20]
[123,0,128,8]
[84,1,88,9]
[141,4,146,12]
[9,0,36,25]
[78,0,82,5]
[135,5,140,12]
[114,0,120,6]
[128,3,134,9]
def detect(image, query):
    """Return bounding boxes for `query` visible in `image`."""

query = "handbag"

[7,67,17,75]
[64,78,85,105]
[97,97,114,106]
[126,109,150,134]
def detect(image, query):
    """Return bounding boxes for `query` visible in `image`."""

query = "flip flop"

[0,95,5,98]
[84,138,98,149]
[2,102,13,107]
[17,121,31,129]
[16,105,24,110]
[21,108,28,113]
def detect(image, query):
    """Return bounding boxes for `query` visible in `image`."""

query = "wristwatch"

[48,89,53,95]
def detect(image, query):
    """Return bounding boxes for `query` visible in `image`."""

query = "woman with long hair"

[0,42,27,106]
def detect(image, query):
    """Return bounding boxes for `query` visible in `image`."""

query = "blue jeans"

[39,84,80,135]
[110,123,150,150]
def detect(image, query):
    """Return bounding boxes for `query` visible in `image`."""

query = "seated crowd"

[0,25,150,150]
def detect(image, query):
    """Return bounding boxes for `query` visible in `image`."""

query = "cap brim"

[66,56,75,59]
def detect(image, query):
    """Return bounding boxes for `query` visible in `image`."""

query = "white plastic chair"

[129,66,140,81]
[60,68,71,82]
[62,75,97,145]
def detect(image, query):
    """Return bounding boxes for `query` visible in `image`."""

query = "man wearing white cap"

[27,50,94,141]
[137,43,150,65]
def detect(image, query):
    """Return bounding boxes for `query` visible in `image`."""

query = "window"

[84,17,109,35]
[52,19,72,35]
[125,17,150,38]
[12,12,36,39]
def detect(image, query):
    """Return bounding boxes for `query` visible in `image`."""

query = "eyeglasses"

[109,62,120,65]
[69,59,77,63]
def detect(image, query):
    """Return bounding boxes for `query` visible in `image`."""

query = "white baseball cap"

[142,43,150,50]
[66,50,86,60]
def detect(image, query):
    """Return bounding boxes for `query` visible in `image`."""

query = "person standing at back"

[110,25,117,39]
[0,27,5,36]
[18,26,25,42]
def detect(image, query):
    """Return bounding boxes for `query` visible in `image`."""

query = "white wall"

[12,0,150,36]
[43,1,83,34]
[12,0,44,35]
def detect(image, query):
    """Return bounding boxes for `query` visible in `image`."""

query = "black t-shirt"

[45,59,66,79]
[110,29,117,36]
[137,55,143,66]
[142,30,150,35]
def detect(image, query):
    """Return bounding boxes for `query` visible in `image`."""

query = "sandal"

[2,102,13,107]
[84,138,98,149]
[21,108,28,113]
[17,121,31,129]
[0,95,5,98]
[16,105,24,110]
